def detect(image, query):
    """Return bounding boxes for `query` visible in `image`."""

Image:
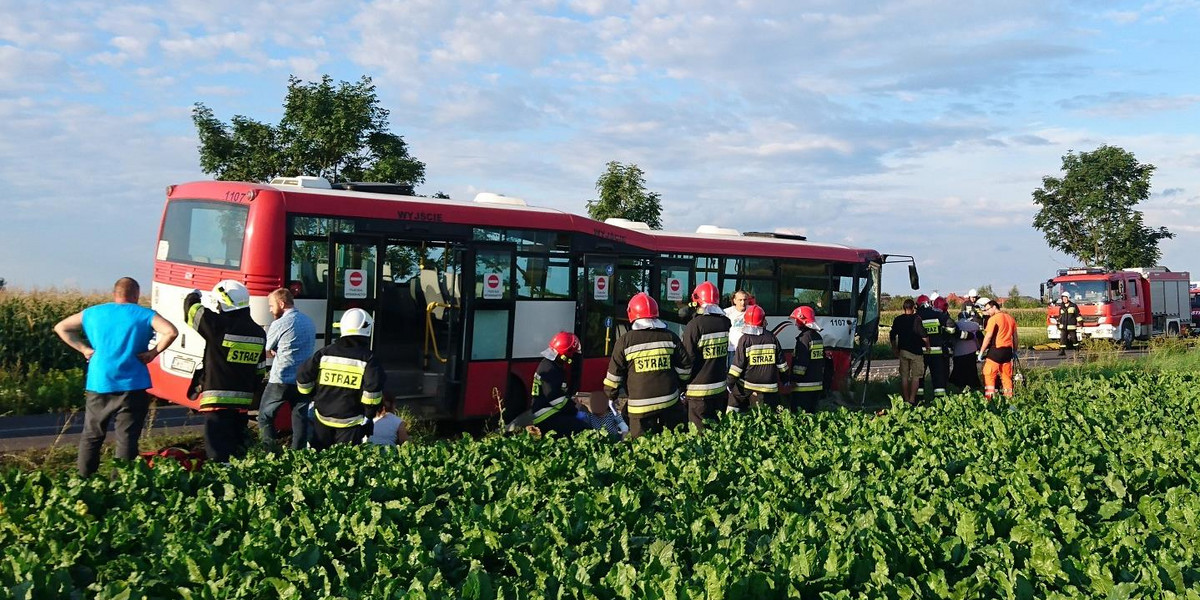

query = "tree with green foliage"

[1032,145,1172,270]
[586,161,664,229]
[193,75,425,188]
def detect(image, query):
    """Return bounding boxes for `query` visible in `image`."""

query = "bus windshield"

[159,200,249,268]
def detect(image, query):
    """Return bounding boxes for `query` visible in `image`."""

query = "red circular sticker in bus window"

[484,273,503,299]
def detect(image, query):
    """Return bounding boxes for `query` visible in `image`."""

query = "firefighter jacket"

[791,328,825,393]
[604,327,690,415]
[184,292,266,411]
[296,336,385,429]
[727,330,788,395]
[679,311,732,399]
[916,306,956,355]
[530,357,572,425]
[1057,300,1080,332]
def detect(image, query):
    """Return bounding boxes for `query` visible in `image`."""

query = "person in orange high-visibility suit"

[975,298,1018,401]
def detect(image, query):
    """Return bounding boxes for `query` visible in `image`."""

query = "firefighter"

[184,280,267,463]
[295,308,385,450]
[962,288,986,328]
[679,281,732,431]
[916,294,955,400]
[932,296,957,394]
[528,331,588,437]
[1056,291,1080,356]
[727,305,788,410]
[788,306,825,413]
[604,293,690,438]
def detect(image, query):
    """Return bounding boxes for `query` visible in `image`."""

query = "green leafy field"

[4,365,1200,599]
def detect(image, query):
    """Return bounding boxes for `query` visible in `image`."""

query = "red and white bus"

[148,176,892,420]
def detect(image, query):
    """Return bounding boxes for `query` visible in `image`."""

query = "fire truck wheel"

[1120,323,1135,350]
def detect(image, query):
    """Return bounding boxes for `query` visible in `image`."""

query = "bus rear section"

[148,189,281,409]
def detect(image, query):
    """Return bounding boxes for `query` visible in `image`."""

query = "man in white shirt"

[724,290,750,355]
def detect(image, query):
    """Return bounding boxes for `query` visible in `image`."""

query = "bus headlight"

[1097,316,1108,324]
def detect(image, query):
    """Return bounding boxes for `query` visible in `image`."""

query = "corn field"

[0,290,104,415]
[0,289,105,370]
[881,307,1049,329]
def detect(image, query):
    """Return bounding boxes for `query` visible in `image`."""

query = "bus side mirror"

[908,265,920,290]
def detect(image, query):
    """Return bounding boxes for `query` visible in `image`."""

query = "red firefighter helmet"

[744,304,766,327]
[627,292,659,322]
[549,331,581,358]
[790,305,817,327]
[932,297,948,312]
[916,294,930,307]
[691,281,719,306]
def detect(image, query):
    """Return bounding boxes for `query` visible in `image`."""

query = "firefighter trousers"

[312,421,367,450]
[204,409,248,463]
[919,354,950,399]
[627,402,685,439]
[685,393,729,430]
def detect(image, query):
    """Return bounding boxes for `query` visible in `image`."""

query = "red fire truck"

[1190,283,1200,328]
[1043,267,1191,348]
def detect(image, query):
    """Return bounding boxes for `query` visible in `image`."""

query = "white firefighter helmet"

[211,280,250,312]
[967,288,978,298]
[338,308,374,337]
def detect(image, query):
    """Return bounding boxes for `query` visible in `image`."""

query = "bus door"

[376,238,464,413]
[461,242,518,418]
[325,233,382,346]
[579,254,619,365]
[656,257,693,336]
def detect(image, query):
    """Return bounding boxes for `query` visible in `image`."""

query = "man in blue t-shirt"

[54,277,178,476]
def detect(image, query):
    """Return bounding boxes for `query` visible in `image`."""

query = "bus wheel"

[1120,323,1135,349]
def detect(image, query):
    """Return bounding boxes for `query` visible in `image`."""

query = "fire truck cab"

[1043,267,1190,348]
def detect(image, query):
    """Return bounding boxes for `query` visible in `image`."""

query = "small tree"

[586,162,664,229]
[1032,145,1172,269]
[0,277,6,291]
[193,75,426,188]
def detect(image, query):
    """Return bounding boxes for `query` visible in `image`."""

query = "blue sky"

[2,0,1199,297]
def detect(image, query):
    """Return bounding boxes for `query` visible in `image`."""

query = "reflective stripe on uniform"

[623,340,676,357]
[315,408,366,428]
[626,392,679,414]
[186,303,203,330]
[924,347,944,355]
[361,389,383,405]
[793,381,822,392]
[728,364,743,377]
[297,381,315,394]
[198,390,254,407]
[743,381,779,393]
[603,373,623,388]
[531,396,569,424]
[685,380,727,396]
